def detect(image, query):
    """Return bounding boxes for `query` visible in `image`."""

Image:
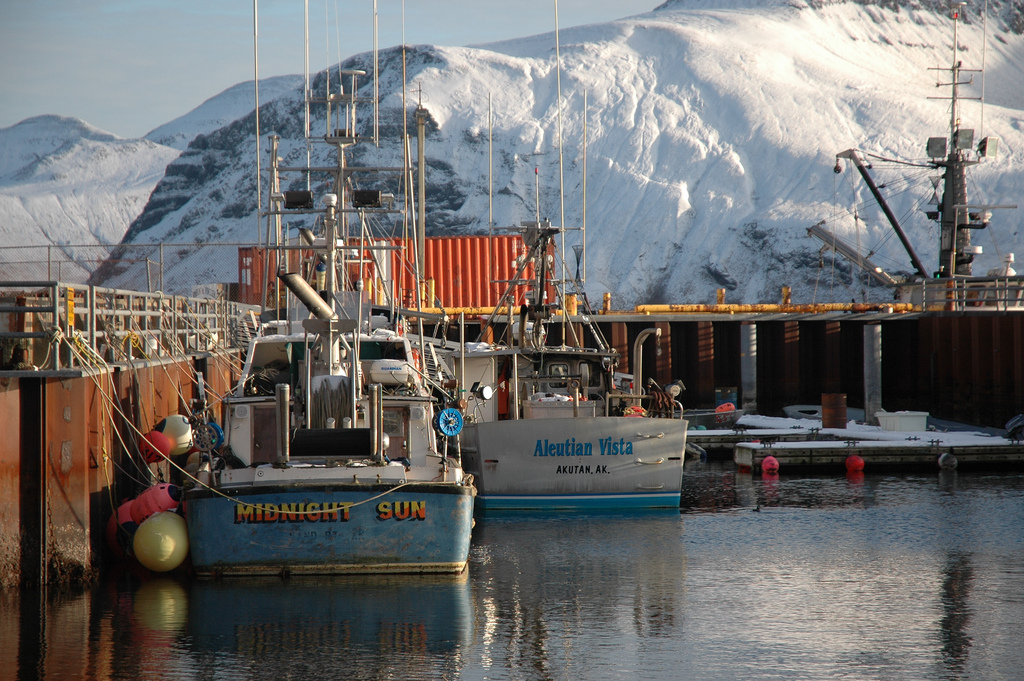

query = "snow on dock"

[686,415,1023,472]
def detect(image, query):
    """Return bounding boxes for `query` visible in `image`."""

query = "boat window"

[360,342,384,360]
[382,408,407,459]
[546,363,569,389]
[382,408,406,436]
[359,342,407,361]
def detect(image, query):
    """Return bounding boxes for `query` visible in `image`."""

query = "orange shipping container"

[393,235,557,310]
[240,235,555,311]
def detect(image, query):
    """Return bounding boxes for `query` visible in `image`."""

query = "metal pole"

[415,105,427,278]
[632,328,662,397]
[370,384,384,463]
[276,383,290,464]
[740,322,757,414]
[863,324,883,425]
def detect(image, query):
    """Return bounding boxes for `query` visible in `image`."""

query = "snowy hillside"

[13,0,1024,305]
[0,77,302,282]
[0,116,179,281]
[145,75,303,150]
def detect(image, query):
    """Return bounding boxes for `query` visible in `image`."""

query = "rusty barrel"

[821,393,847,429]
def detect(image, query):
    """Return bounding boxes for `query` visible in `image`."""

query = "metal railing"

[917,276,1024,312]
[0,242,256,296]
[0,281,259,371]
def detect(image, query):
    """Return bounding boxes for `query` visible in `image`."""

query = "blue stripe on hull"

[185,484,475,576]
[475,491,681,512]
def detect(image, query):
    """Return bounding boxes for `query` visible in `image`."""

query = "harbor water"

[3,464,1022,680]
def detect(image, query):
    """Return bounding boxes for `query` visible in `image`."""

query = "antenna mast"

[930,2,983,277]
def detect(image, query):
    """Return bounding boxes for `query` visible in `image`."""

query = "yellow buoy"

[132,578,189,632]
[133,511,189,573]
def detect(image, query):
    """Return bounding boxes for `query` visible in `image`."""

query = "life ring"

[715,402,736,413]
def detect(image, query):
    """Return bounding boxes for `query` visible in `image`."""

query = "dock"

[688,415,1024,472]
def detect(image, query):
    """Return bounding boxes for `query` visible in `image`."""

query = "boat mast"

[931,2,982,277]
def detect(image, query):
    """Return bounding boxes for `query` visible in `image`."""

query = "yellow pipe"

[401,302,918,318]
[632,303,917,314]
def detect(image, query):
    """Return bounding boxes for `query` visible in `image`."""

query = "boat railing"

[916,276,1024,312]
[0,281,259,371]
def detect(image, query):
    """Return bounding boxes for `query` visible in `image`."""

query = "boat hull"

[462,417,686,511]
[185,482,475,577]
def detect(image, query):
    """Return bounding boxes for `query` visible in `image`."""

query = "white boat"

[450,220,688,511]
[183,13,474,576]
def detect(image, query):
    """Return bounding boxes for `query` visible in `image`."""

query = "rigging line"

[253,0,262,244]
[374,0,379,144]
[62,343,152,485]
[981,0,987,140]
[334,0,342,93]
[304,0,311,183]
[126,327,197,420]
[324,1,330,106]
[553,0,566,344]
[858,151,934,169]
[854,208,866,300]
[397,0,410,312]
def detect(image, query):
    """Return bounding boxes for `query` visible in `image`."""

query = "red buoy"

[762,455,780,473]
[139,430,172,463]
[845,454,865,472]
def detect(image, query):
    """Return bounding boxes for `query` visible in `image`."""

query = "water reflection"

[470,511,686,679]
[3,472,1023,680]
[187,574,473,680]
[939,553,974,675]
[3,570,473,681]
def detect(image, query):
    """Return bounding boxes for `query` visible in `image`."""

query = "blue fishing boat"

[186,322,475,576]
[183,8,475,576]
[186,481,474,575]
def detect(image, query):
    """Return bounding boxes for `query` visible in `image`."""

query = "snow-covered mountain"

[7,1,1024,305]
[145,75,303,151]
[0,76,301,283]
[0,116,179,281]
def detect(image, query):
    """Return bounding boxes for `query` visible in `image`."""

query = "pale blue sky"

[1,0,649,139]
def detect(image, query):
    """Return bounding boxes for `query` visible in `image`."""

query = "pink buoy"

[845,454,865,473]
[140,430,172,464]
[761,455,780,474]
[131,483,181,525]
[107,499,138,558]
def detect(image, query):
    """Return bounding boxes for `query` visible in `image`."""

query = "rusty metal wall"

[592,315,1023,427]
[43,377,94,583]
[0,348,243,588]
[0,379,20,589]
[887,315,1024,427]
